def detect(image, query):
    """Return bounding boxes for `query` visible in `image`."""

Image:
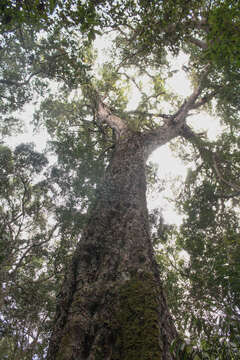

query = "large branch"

[180,124,240,197]
[142,72,208,157]
[96,100,128,138]
[84,85,128,139]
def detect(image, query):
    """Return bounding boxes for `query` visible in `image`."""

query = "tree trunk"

[47,131,178,360]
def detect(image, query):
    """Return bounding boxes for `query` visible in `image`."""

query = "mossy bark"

[47,132,177,360]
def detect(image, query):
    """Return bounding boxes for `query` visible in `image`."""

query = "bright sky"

[7,108,49,152]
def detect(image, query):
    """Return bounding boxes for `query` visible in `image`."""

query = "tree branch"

[96,101,128,139]
[0,71,41,87]
[215,190,240,200]
[10,224,58,278]
[180,124,240,197]
[127,110,170,120]
[143,69,209,158]
[212,153,240,192]
[187,35,208,50]
[84,85,128,139]
[190,89,219,109]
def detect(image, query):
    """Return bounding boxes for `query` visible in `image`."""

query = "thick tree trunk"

[47,131,177,360]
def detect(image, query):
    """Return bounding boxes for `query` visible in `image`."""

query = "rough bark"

[46,80,209,360]
[47,130,178,360]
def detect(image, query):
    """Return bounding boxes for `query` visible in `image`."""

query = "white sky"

[5,99,49,152]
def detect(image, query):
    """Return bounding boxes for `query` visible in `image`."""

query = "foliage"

[0,0,57,30]
[153,130,240,358]
[1,0,240,359]
[0,0,98,140]
[0,143,59,359]
[206,0,240,69]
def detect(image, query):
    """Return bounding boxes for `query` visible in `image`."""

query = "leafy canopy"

[1,1,240,359]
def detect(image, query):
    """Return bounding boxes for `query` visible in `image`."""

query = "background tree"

[0,143,59,360]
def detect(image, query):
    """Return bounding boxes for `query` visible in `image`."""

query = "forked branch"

[142,68,210,157]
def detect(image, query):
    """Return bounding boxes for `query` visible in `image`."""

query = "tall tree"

[42,1,240,359]
[1,0,240,359]
[45,0,240,356]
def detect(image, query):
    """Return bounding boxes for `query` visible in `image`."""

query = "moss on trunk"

[112,272,164,360]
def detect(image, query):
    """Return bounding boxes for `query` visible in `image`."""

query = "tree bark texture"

[47,131,178,360]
